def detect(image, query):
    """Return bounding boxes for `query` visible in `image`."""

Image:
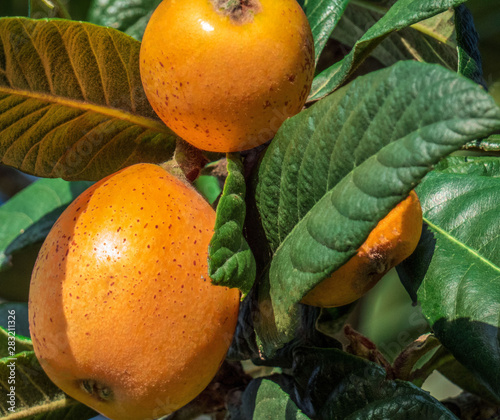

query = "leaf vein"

[52,21,86,101]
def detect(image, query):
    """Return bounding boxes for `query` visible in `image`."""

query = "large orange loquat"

[140,0,315,152]
[29,163,240,420]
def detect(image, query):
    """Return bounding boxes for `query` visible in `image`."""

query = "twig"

[392,333,441,381]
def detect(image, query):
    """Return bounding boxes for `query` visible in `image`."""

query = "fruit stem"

[211,0,262,24]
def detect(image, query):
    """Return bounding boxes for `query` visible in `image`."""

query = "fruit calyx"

[79,379,113,402]
[212,0,262,24]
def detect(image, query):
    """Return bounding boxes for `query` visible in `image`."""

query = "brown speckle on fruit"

[29,164,240,420]
[139,0,314,152]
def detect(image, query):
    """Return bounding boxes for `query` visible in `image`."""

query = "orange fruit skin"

[139,0,315,153]
[28,164,240,420]
[301,191,423,308]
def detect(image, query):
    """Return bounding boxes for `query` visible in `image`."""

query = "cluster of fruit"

[28,1,422,419]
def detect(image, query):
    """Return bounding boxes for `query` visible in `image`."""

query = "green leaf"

[309,0,467,100]
[227,285,342,365]
[332,3,457,71]
[455,5,485,86]
[302,0,350,65]
[0,351,98,419]
[438,354,500,405]
[0,242,41,302]
[434,155,500,176]
[0,328,33,358]
[87,0,161,41]
[464,134,500,152]
[399,169,500,399]
[253,61,500,354]
[29,0,71,19]
[0,178,92,299]
[0,17,179,181]
[291,347,458,419]
[232,375,310,420]
[208,154,256,299]
[193,175,222,205]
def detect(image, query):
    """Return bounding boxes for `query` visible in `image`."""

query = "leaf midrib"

[350,0,457,46]
[424,216,500,274]
[4,395,76,420]
[0,86,168,133]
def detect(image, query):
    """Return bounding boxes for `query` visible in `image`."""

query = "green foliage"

[87,0,161,40]
[455,5,485,86]
[234,348,459,419]
[209,154,256,298]
[0,0,500,418]
[0,178,92,300]
[0,352,97,419]
[302,0,350,65]
[398,162,500,399]
[253,60,500,354]
[0,17,179,181]
[331,4,457,71]
[309,0,468,100]
[232,375,310,419]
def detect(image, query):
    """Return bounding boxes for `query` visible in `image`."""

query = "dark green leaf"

[434,155,500,176]
[401,170,500,398]
[332,4,457,71]
[208,154,256,298]
[309,0,467,100]
[29,0,71,19]
[292,347,457,419]
[227,285,341,366]
[254,61,500,354]
[438,354,500,405]
[464,134,500,152]
[232,375,310,420]
[0,17,179,181]
[0,328,33,358]
[455,5,485,87]
[0,352,97,419]
[0,178,92,299]
[302,0,350,65]
[87,0,161,41]
[0,242,41,302]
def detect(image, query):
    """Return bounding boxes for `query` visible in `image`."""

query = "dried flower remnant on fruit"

[213,0,262,23]
[140,0,314,152]
[29,164,240,420]
[79,379,113,402]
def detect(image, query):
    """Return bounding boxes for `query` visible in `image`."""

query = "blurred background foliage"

[0,0,498,404]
